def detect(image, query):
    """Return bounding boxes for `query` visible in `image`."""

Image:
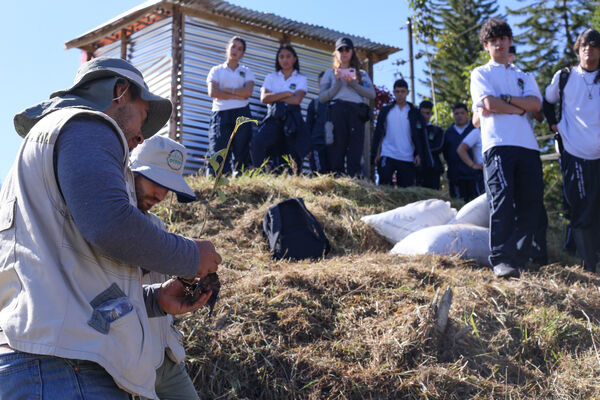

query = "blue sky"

[0,0,520,182]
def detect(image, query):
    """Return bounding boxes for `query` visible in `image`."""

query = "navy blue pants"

[209,105,253,175]
[378,156,416,187]
[309,147,329,174]
[250,118,303,173]
[449,178,483,202]
[418,168,442,190]
[560,150,600,269]
[484,146,547,267]
[326,101,365,177]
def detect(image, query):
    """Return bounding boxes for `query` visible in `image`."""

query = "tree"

[408,0,498,105]
[507,0,594,88]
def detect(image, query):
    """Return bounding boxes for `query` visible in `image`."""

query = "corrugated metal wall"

[182,15,333,174]
[96,14,344,175]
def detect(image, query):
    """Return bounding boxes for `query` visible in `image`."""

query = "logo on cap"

[167,150,184,171]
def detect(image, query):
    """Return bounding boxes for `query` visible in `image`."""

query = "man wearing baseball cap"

[0,58,221,399]
[130,135,200,400]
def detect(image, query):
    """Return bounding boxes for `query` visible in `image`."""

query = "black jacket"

[262,101,311,159]
[371,102,433,168]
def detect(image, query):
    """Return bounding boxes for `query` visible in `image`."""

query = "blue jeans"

[0,351,130,400]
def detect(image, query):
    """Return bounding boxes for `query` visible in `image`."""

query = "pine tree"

[409,0,498,105]
[507,0,594,88]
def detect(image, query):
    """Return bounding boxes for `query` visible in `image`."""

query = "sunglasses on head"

[338,46,352,53]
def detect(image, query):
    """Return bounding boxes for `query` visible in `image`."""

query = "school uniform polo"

[545,65,600,160]
[380,104,413,162]
[471,60,542,153]
[262,70,308,95]
[546,66,600,271]
[470,60,547,270]
[462,128,483,165]
[206,62,255,112]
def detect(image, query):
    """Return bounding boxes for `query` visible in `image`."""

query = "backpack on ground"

[263,197,331,260]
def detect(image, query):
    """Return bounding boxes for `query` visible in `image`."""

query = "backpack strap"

[542,66,571,154]
[263,203,283,253]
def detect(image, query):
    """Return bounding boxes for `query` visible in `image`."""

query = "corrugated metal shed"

[66,0,400,175]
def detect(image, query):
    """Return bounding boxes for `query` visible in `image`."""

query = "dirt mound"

[153,174,600,399]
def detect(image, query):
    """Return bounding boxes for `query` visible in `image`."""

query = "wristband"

[501,94,512,104]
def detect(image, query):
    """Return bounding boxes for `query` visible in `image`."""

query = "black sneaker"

[493,263,520,278]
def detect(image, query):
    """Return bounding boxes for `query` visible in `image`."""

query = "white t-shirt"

[207,62,255,112]
[462,128,483,164]
[262,70,308,95]
[470,60,542,153]
[545,65,600,160]
[380,104,414,162]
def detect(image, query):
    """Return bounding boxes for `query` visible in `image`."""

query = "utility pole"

[407,18,415,104]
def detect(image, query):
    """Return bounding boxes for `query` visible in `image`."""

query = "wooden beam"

[120,29,127,59]
[169,4,183,142]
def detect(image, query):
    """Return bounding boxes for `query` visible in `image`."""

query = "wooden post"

[120,29,127,59]
[364,53,375,179]
[169,4,183,141]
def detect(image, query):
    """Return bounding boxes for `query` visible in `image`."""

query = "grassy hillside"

[154,173,600,399]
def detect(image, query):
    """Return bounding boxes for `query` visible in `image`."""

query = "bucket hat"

[130,135,196,203]
[51,57,172,139]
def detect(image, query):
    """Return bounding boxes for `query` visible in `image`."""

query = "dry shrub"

[153,174,600,399]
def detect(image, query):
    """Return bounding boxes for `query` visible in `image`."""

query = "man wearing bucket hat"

[0,57,221,399]
[130,135,200,400]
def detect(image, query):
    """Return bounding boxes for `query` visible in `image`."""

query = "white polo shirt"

[470,60,542,153]
[380,104,414,162]
[262,70,308,95]
[462,128,483,164]
[207,62,255,112]
[545,65,600,160]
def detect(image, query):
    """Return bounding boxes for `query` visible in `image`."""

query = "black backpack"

[263,198,331,260]
[542,67,571,153]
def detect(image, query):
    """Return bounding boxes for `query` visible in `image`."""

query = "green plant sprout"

[200,116,258,235]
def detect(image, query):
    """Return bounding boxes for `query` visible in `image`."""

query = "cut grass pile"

[153,173,600,399]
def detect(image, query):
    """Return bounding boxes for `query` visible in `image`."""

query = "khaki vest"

[142,213,186,369]
[0,108,158,399]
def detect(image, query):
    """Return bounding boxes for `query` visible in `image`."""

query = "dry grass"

[153,173,600,399]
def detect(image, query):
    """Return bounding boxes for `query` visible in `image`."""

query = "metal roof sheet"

[65,0,399,60]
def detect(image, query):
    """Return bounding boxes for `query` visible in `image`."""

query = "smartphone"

[337,68,356,80]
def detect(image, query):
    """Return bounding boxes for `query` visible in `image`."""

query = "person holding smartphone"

[250,44,310,172]
[319,37,376,177]
[207,36,255,175]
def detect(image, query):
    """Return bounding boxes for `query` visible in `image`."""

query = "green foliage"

[594,3,600,31]
[430,100,453,128]
[200,116,258,234]
[409,0,498,104]
[507,0,594,87]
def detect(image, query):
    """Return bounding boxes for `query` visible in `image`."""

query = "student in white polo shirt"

[250,44,310,172]
[456,123,485,195]
[544,28,600,273]
[207,36,255,175]
[470,18,547,278]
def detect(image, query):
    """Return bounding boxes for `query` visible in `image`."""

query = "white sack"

[448,193,489,228]
[390,224,491,267]
[360,199,457,244]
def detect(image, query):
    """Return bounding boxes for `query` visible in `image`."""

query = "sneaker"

[493,263,520,278]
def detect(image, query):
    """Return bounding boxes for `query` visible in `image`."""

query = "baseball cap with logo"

[129,135,196,203]
[335,37,354,51]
